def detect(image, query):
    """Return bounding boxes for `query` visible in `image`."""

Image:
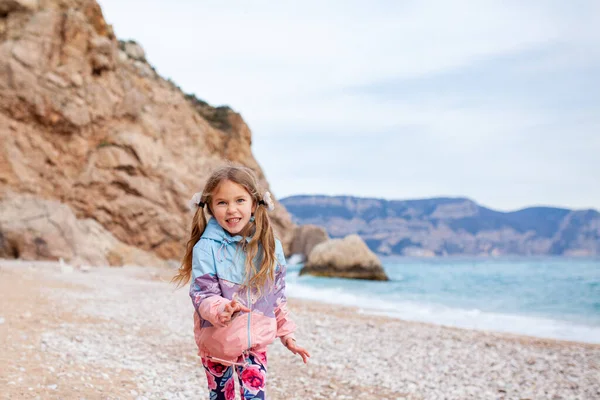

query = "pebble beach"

[1,260,598,400]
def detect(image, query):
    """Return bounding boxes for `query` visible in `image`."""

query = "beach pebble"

[3,261,599,400]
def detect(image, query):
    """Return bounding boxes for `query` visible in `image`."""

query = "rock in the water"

[290,224,329,262]
[300,234,388,280]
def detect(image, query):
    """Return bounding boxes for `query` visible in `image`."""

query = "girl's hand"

[218,296,250,325]
[285,338,310,364]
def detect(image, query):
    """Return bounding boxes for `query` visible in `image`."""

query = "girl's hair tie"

[188,192,205,211]
[259,191,275,211]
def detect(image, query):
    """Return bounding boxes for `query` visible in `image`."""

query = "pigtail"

[172,206,208,288]
[244,203,276,295]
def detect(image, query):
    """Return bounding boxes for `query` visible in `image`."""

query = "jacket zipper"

[247,290,252,349]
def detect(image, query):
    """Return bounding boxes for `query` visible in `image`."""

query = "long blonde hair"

[172,165,277,293]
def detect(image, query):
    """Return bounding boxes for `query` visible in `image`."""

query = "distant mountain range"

[280,195,600,257]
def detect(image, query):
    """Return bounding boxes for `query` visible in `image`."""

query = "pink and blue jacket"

[190,217,296,363]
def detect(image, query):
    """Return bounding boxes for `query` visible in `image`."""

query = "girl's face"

[210,180,256,236]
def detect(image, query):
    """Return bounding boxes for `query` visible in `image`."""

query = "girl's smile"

[225,217,242,230]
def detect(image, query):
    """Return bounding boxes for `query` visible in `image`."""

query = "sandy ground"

[1,259,599,400]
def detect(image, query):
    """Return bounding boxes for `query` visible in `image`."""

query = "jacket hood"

[201,217,251,244]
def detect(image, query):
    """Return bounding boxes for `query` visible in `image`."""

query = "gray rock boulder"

[300,234,388,281]
[289,224,329,261]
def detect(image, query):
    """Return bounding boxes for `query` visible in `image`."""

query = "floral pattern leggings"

[201,351,267,400]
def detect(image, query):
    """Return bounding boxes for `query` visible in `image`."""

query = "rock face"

[289,224,329,261]
[0,191,167,266]
[0,0,295,265]
[282,195,600,257]
[300,235,389,281]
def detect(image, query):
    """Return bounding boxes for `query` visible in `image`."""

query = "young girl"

[172,165,310,400]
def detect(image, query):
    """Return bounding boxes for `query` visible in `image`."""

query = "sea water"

[285,257,600,344]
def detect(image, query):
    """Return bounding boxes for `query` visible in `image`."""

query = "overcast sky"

[97,0,599,211]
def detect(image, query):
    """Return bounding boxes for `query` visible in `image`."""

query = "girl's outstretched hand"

[218,296,250,325]
[284,338,310,364]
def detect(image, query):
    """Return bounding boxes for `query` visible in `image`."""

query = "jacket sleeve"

[273,241,297,344]
[189,244,229,327]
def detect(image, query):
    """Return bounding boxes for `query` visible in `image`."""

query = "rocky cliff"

[0,0,296,265]
[281,195,600,257]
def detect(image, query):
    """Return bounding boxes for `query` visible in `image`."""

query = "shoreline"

[287,297,600,350]
[286,257,600,346]
[1,259,599,399]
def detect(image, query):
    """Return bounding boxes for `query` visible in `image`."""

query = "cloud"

[99,1,568,100]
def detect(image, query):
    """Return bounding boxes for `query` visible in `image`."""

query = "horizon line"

[278,193,599,213]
